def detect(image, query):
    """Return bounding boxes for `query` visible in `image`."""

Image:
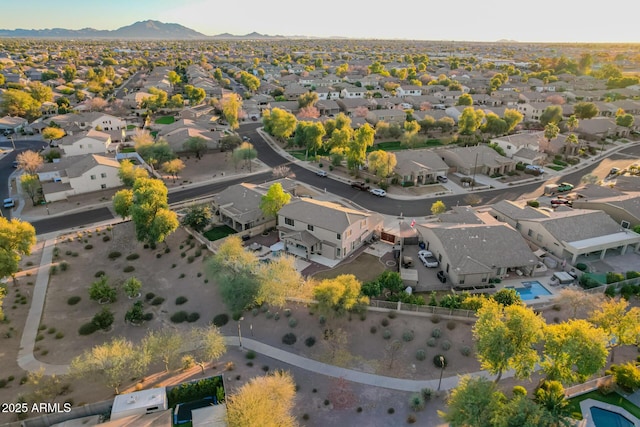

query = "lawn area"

[567,390,640,420]
[126,124,137,130]
[583,272,607,284]
[289,150,308,161]
[547,165,565,171]
[155,115,175,124]
[369,139,442,152]
[203,225,237,241]
[312,253,386,283]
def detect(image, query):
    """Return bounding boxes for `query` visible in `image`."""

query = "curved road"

[22,124,640,234]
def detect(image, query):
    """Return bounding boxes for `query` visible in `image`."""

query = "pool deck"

[499,275,566,305]
[579,398,640,427]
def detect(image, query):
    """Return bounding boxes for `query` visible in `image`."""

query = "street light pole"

[437,356,445,391]
[237,316,244,349]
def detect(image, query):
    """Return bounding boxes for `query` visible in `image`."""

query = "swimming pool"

[506,281,552,300]
[590,407,635,427]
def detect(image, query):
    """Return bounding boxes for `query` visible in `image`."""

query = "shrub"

[170,311,188,323]
[49,265,58,275]
[441,340,451,351]
[407,414,417,424]
[265,311,274,319]
[305,336,316,347]
[125,301,144,324]
[420,388,433,401]
[92,307,114,330]
[36,334,44,341]
[151,297,165,306]
[388,311,397,319]
[370,326,378,334]
[387,408,395,414]
[126,253,140,261]
[67,296,81,305]
[102,235,111,242]
[212,314,229,327]
[319,315,326,325]
[55,332,64,339]
[416,349,426,361]
[381,318,390,327]
[576,263,588,271]
[78,322,98,336]
[512,386,528,397]
[382,329,392,340]
[431,328,442,338]
[431,314,441,324]
[187,312,200,323]
[433,355,447,368]
[60,262,69,271]
[246,350,256,360]
[460,346,472,357]
[108,251,122,259]
[94,271,105,278]
[47,327,56,334]
[142,313,154,321]
[282,333,297,345]
[427,337,437,347]
[288,318,297,328]
[274,312,280,321]
[145,292,155,301]
[262,365,269,372]
[446,321,457,330]
[175,296,188,305]
[526,200,540,208]
[409,393,425,411]
[402,330,415,342]
[302,414,310,421]
[612,362,640,392]
[284,308,292,317]
[123,266,135,273]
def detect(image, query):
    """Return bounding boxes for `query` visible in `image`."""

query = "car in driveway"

[436,270,447,283]
[315,170,328,177]
[3,198,15,208]
[350,181,370,191]
[370,188,386,197]
[550,199,572,206]
[418,250,439,267]
[436,175,448,183]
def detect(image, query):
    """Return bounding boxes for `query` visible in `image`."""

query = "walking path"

[17,237,511,392]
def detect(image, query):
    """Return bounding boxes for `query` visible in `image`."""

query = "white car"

[370,188,386,197]
[418,250,439,268]
[3,198,15,208]
[315,170,328,177]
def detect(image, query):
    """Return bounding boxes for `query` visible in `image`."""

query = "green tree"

[112,189,133,219]
[534,380,570,425]
[263,108,297,141]
[298,91,319,108]
[346,123,375,171]
[564,133,578,159]
[232,142,258,172]
[42,126,65,145]
[117,159,149,187]
[62,65,77,82]
[221,93,243,129]
[0,217,36,283]
[458,107,485,135]
[313,274,369,316]
[168,94,184,108]
[239,71,260,92]
[256,255,305,308]
[181,205,212,232]
[566,115,579,132]
[590,298,640,362]
[544,122,560,142]
[540,105,563,126]
[69,337,149,394]
[473,299,546,382]
[259,182,291,218]
[136,139,175,170]
[161,158,185,183]
[503,108,524,132]
[88,275,117,303]
[367,150,397,178]
[456,93,473,106]
[142,329,185,372]
[20,174,42,206]
[439,375,505,427]
[294,121,325,158]
[189,326,227,374]
[16,150,44,175]
[184,85,206,105]
[167,70,181,88]
[183,136,208,159]
[612,361,640,391]
[573,102,599,119]
[541,319,609,384]
[376,271,404,294]
[226,370,297,427]
[220,134,242,152]
[122,277,142,299]
[616,113,634,128]
[0,89,41,120]
[492,288,522,306]
[28,81,53,103]
[431,200,446,216]
[483,113,509,136]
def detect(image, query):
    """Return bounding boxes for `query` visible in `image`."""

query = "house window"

[101,173,107,178]
[79,144,83,149]
[90,175,96,180]
[336,248,341,257]
[307,224,314,231]
[515,223,521,230]
[537,234,542,242]
[459,279,465,285]
[284,218,294,226]
[481,278,487,283]
[527,229,533,237]
[336,233,341,240]
[100,184,106,189]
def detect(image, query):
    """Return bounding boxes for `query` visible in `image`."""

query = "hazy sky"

[3,0,639,43]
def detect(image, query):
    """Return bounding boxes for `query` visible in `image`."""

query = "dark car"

[550,199,572,206]
[436,270,447,283]
[351,181,370,191]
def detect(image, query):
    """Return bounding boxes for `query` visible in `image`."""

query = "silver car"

[418,250,439,268]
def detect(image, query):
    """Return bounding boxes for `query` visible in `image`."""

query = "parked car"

[350,181,370,191]
[436,175,448,183]
[436,270,447,283]
[3,198,15,208]
[12,160,18,168]
[315,170,328,177]
[557,182,574,192]
[418,250,439,268]
[551,199,572,206]
[370,188,386,197]
[525,164,545,174]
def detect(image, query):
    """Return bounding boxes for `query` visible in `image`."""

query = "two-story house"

[58,129,113,156]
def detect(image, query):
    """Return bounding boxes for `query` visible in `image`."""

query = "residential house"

[340,86,366,99]
[517,101,551,121]
[396,85,423,97]
[490,131,548,165]
[315,100,341,117]
[489,201,640,263]
[49,112,126,133]
[434,145,516,176]
[571,193,640,229]
[366,109,406,125]
[315,87,341,100]
[393,149,450,185]
[415,221,539,285]
[0,115,28,132]
[58,129,113,156]
[336,98,376,116]
[434,91,464,105]
[277,199,383,260]
[577,117,630,141]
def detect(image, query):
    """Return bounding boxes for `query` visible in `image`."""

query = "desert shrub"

[102,235,110,242]
[416,349,426,361]
[78,322,98,335]
[382,329,392,340]
[432,328,442,338]
[512,385,528,397]
[288,318,298,328]
[427,337,437,347]
[145,292,155,301]
[187,256,195,264]
[576,263,588,271]
[305,336,316,347]
[430,314,441,323]
[126,253,140,261]
[274,312,280,321]
[36,334,44,341]
[47,327,56,334]
[67,296,81,305]
[212,314,229,327]
[402,330,415,342]
[284,308,292,317]
[282,333,297,345]
[388,311,397,319]
[123,266,135,273]
[446,321,457,330]
[151,297,165,306]
[60,262,69,271]
[170,311,188,323]
[246,350,256,360]
[381,318,390,327]
[433,355,447,368]
[319,315,326,325]
[370,326,378,334]
[441,340,451,351]
[420,388,433,401]
[108,251,122,260]
[49,265,58,275]
[94,271,105,278]
[186,312,200,323]
[178,273,185,279]
[265,311,274,319]
[92,307,114,330]
[387,408,395,414]
[143,313,154,321]
[407,414,417,424]
[84,244,93,250]
[55,332,64,339]
[175,296,188,305]
[409,393,425,411]
[460,346,472,357]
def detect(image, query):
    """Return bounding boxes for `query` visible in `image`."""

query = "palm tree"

[564,134,579,160]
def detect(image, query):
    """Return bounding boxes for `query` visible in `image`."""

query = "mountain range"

[0,20,282,40]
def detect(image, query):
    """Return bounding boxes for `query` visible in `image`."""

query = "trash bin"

[419,242,426,250]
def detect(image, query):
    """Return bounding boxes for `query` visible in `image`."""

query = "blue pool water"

[506,281,552,300]
[590,407,635,427]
